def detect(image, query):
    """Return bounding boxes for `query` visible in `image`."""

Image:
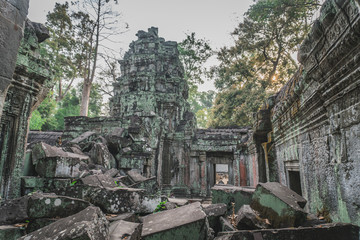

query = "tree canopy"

[178,33,214,128]
[209,0,320,127]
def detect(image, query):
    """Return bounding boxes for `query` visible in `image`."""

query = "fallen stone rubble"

[0,181,358,239]
[0,132,358,239]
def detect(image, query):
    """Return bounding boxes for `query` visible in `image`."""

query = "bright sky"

[28,0,254,91]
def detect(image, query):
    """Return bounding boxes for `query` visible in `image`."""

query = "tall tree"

[178,33,214,128]
[43,2,77,102]
[71,0,121,116]
[209,0,320,127]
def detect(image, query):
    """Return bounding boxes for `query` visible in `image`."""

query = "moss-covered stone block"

[250,182,307,228]
[54,184,160,214]
[0,226,25,240]
[211,185,255,213]
[216,223,359,240]
[19,206,109,240]
[21,177,71,195]
[141,202,208,240]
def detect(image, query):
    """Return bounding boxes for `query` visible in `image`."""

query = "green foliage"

[53,88,80,130]
[29,110,45,130]
[209,0,320,127]
[190,90,215,128]
[178,33,214,128]
[70,180,77,186]
[154,200,167,213]
[29,93,57,131]
[29,85,103,131]
[42,2,78,102]
[178,32,213,89]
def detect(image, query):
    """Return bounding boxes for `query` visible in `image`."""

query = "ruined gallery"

[0,0,359,239]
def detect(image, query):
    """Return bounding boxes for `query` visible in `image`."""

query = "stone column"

[199,152,207,196]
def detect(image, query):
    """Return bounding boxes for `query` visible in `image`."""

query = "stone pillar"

[199,152,207,197]
[0,0,30,119]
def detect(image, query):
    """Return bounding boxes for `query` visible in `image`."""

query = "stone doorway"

[206,152,234,195]
[284,160,303,196]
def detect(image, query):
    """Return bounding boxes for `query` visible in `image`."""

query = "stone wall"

[0,0,29,119]
[0,19,51,199]
[255,0,360,225]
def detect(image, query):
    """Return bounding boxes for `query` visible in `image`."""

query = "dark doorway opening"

[288,171,302,196]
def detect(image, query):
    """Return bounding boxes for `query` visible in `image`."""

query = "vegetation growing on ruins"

[30,0,322,130]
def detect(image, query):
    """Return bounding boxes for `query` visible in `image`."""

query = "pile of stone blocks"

[21,128,161,214]
[213,182,360,240]
[0,194,229,240]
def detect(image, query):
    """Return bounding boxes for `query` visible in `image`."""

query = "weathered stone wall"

[255,0,360,225]
[0,19,51,199]
[0,0,29,118]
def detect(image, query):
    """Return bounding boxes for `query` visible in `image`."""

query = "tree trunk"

[79,0,101,116]
[79,81,92,116]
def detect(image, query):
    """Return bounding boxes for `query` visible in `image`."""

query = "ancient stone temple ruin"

[63,27,253,197]
[0,0,359,239]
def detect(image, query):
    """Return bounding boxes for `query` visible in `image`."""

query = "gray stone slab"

[203,203,227,217]
[0,225,25,240]
[110,220,142,240]
[70,131,96,144]
[105,168,120,177]
[0,192,90,224]
[0,195,29,224]
[219,216,236,232]
[212,185,255,213]
[127,169,147,183]
[235,205,270,230]
[31,142,90,178]
[6,0,29,16]
[31,142,89,162]
[250,182,307,228]
[19,206,109,240]
[141,202,208,240]
[107,212,136,223]
[203,203,227,234]
[81,174,117,188]
[164,201,177,210]
[89,142,116,169]
[27,192,91,219]
[167,197,188,206]
[55,184,160,214]
[216,223,360,240]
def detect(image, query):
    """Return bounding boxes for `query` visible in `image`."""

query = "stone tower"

[110,27,196,186]
[110,27,193,133]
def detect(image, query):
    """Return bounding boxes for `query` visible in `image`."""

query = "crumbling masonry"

[0,0,359,238]
[63,27,253,198]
